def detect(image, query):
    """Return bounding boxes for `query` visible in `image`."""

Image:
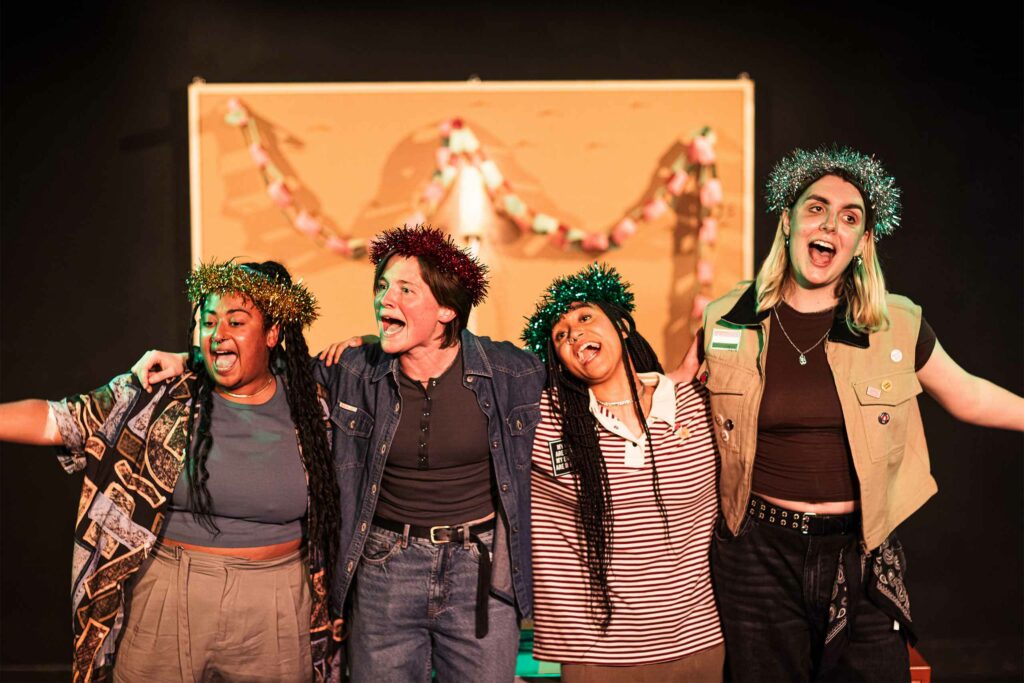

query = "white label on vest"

[866,386,882,398]
[710,328,741,351]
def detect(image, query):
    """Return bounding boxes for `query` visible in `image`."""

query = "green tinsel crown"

[521,262,634,361]
[765,145,901,239]
[186,260,319,328]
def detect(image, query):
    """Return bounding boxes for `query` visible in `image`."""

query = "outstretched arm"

[0,399,63,445]
[917,341,1024,431]
[132,334,375,390]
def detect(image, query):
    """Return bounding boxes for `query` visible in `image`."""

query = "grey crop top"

[162,379,308,547]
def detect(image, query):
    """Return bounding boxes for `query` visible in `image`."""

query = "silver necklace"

[596,383,647,407]
[219,375,275,399]
[772,306,831,366]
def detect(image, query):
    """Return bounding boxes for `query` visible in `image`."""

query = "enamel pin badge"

[548,439,572,476]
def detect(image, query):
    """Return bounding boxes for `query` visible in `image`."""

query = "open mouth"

[808,239,836,267]
[211,350,238,373]
[576,341,601,365]
[380,316,406,337]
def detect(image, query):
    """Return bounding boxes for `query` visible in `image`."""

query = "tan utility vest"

[700,284,937,551]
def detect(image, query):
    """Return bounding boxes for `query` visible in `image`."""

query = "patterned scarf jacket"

[50,372,338,683]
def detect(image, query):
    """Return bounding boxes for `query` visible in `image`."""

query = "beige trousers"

[113,544,312,683]
[560,643,726,683]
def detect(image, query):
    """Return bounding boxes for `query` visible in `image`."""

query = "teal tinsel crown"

[521,263,634,361]
[765,146,901,239]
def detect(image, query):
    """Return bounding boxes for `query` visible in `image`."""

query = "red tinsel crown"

[369,225,489,307]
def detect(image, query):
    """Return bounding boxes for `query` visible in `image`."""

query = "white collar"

[587,372,675,437]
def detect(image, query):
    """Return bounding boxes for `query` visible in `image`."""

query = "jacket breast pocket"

[852,370,921,463]
[506,402,540,436]
[330,402,374,470]
[506,402,541,467]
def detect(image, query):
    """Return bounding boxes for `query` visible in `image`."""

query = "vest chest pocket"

[701,360,754,457]
[851,370,922,463]
[330,402,374,469]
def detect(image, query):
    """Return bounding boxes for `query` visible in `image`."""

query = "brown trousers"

[560,643,726,683]
[113,544,312,683]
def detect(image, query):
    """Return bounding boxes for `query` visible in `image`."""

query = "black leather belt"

[371,515,496,544]
[747,495,860,536]
[372,515,495,638]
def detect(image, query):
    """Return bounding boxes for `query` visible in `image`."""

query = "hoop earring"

[854,254,863,268]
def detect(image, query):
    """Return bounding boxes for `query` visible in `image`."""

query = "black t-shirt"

[752,302,936,502]
[375,349,497,526]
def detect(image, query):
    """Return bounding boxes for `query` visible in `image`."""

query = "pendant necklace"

[772,306,831,366]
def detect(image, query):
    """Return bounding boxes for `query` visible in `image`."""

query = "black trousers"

[711,515,910,682]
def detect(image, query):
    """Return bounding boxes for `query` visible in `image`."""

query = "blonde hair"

[755,214,890,334]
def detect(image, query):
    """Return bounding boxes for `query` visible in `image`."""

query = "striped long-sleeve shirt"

[531,373,723,665]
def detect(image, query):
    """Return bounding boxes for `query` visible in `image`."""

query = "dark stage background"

[2,3,1021,681]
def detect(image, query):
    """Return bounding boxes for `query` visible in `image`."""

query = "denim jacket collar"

[370,350,397,384]
[720,283,869,349]
[368,328,496,384]
[460,329,494,378]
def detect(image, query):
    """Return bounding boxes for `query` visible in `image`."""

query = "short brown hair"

[372,252,473,349]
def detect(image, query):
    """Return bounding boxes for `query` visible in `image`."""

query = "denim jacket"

[314,329,545,617]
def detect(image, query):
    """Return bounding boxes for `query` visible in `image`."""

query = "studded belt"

[747,495,860,536]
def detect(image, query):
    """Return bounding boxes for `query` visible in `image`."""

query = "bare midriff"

[755,493,858,515]
[160,537,302,560]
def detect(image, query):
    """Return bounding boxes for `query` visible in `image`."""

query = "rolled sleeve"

[49,374,135,474]
[48,398,88,473]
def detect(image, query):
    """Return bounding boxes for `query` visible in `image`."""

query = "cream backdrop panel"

[189,81,754,369]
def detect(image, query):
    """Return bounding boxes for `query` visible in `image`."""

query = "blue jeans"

[711,515,909,682]
[349,525,520,683]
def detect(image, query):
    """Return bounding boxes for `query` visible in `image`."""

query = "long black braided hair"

[181,261,340,590]
[542,300,667,631]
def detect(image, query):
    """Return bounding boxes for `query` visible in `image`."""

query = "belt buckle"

[429,525,451,544]
[800,511,816,535]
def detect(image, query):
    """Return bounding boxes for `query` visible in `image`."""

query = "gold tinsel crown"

[185,260,319,328]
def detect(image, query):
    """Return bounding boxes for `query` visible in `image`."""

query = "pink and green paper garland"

[226,100,724,314]
[225,98,367,258]
[405,119,722,262]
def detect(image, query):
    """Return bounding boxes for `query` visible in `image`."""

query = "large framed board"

[188,79,753,367]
